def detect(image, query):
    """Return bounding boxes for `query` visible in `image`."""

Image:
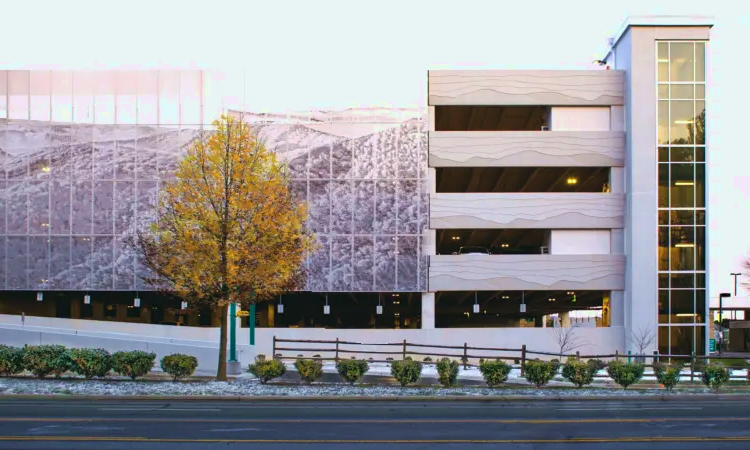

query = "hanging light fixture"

[520,291,527,313]
[181,301,188,310]
[473,292,479,313]
[84,293,91,305]
[323,294,330,315]
[277,294,284,314]
[134,292,141,308]
[376,293,383,315]
[36,292,43,302]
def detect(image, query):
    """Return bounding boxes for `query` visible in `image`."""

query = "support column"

[560,311,571,328]
[421,292,435,329]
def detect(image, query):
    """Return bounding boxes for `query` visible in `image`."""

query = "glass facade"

[0,70,428,293]
[656,42,707,356]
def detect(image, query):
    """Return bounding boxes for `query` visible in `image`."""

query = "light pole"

[718,292,731,355]
[730,273,741,296]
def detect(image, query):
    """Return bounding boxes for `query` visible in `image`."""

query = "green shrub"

[586,359,606,372]
[561,358,596,388]
[249,358,287,384]
[294,359,323,384]
[69,348,113,379]
[479,360,512,388]
[112,351,156,380]
[606,361,645,389]
[436,358,459,387]
[160,354,198,381]
[22,345,72,378]
[336,359,369,385]
[523,360,558,388]
[653,362,682,392]
[423,357,433,363]
[701,363,730,392]
[0,345,25,376]
[390,359,422,387]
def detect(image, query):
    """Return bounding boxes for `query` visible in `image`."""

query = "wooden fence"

[272,336,750,381]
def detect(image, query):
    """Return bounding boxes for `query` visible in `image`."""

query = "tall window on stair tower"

[656,41,707,357]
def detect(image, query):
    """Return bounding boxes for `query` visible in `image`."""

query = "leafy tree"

[130,115,314,381]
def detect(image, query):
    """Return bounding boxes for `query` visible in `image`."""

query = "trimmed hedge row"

[0,344,197,381]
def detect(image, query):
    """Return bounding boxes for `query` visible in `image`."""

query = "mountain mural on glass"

[0,108,428,292]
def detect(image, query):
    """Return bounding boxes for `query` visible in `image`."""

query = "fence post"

[463,343,468,369]
[627,350,631,364]
[576,351,580,361]
[335,338,340,365]
[653,350,659,365]
[272,336,276,360]
[615,350,619,362]
[520,345,527,376]
[402,339,407,361]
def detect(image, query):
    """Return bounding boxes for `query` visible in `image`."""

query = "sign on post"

[236,310,250,317]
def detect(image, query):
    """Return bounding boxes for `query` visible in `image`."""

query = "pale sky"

[3,0,749,298]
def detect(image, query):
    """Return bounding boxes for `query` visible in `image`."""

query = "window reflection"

[659,290,669,324]
[670,290,695,324]
[695,164,705,207]
[695,43,705,82]
[695,101,705,145]
[670,210,693,225]
[670,147,693,162]
[669,42,695,82]
[670,226,695,271]
[658,164,669,207]
[670,326,694,356]
[658,227,669,270]
[671,273,694,288]
[670,100,695,144]
[695,290,706,323]
[670,164,694,208]
[695,227,705,270]
[658,100,670,144]
[670,85,694,99]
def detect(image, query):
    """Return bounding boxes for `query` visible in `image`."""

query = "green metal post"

[249,291,256,346]
[627,350,631,364]
[229,302,238,362]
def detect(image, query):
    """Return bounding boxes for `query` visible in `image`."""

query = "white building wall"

[551,107,611,131]
[550,230,611,255]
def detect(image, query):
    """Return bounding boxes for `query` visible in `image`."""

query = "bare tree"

[628,327,656,356]
[550,326,586,359]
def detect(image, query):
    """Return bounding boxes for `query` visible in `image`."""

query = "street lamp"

[730,273,741,296]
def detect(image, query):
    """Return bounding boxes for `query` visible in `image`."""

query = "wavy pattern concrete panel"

[429,131,625,167]
[429,254,625,291]
[428,70,624,106]
[430,193,625,229]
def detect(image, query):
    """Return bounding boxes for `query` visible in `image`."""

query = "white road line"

[98,408,221,412]
[557,407,703,411]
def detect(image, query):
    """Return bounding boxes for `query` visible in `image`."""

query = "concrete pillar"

[609,290,625,328]
[421,292,435,329]
[428,106,435,131]
[610,167,625,193]
[560,311,571,328]
[140,306,150,323]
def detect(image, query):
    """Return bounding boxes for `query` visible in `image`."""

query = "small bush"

[436,358,459,387]
[523,360,558,388]
[160,354,198,381]
[336,359,369,385]
[561,358,596,388]
[653,362,682,392]
[0,345,25,376]
[294,359,323,384]
[702,363,730,392]
[390,359,422,387]
[112,351,156,380]
[586,359,606,372]
[606,361,645,389]
[69,348,113,379]
[249,358,287,384]
[479,360,512,388]
[256,354,266,361]
[22,345,72,378]
[423,357,433,363]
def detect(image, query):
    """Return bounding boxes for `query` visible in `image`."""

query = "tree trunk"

[216,303,229,381]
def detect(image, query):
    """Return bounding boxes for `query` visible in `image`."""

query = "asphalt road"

[0,397,749,449]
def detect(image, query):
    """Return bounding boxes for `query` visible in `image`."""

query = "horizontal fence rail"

[271,336,750,381]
